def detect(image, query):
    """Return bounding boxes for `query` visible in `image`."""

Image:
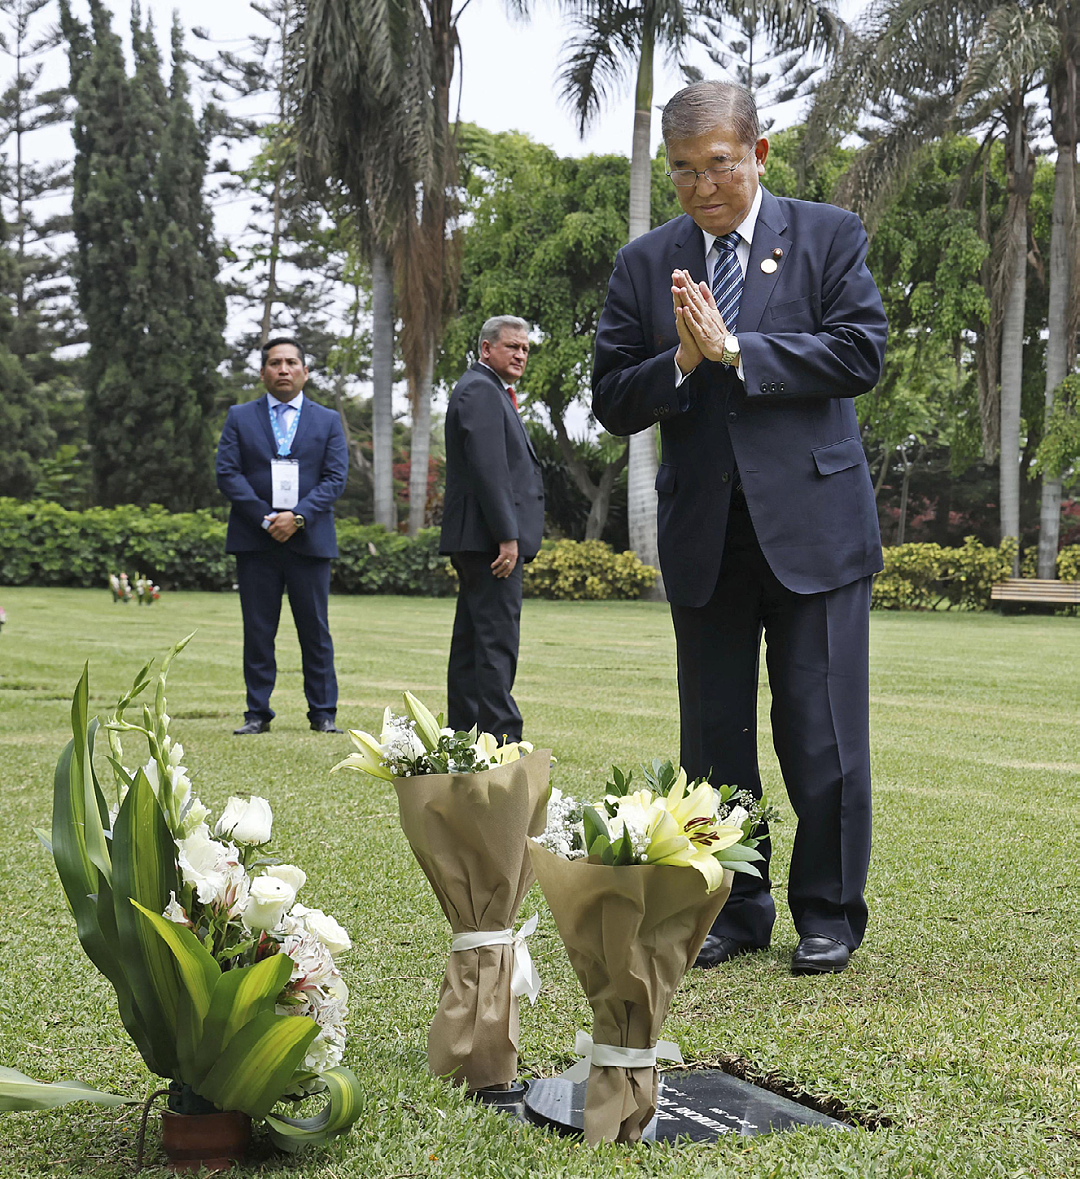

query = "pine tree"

[60,0,225,510]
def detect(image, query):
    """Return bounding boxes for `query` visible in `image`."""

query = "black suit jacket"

[593,188,887,606]
[216,394,349,559]
[439,363,545,558]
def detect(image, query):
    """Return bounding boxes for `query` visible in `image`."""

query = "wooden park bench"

[990,578,1080,611]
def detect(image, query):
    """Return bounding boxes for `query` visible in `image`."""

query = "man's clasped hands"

[672,269,733,376]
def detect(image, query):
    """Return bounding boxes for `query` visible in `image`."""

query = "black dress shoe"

[694,934,768,969]
[233,719,270,735]
[309,718,343,733]
[791,935,851,975]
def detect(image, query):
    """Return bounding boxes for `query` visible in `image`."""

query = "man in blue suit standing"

[593,82,887,975]
[216,337,349,735]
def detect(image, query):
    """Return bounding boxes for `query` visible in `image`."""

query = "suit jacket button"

[728,411,737,421]
[722,472,730,483]
[779,383,785,392]
[770,383,778,392]
[760,382,768,392]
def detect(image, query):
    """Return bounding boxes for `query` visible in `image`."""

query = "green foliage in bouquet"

[332,690,534,781]
[1,636,363,1154]
[538,759,775,893]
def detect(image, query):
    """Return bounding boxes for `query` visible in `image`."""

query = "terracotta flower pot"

[160,1109,252,1173]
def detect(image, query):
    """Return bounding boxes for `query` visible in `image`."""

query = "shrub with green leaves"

[523,539,657,601]
[872,537,1018,610]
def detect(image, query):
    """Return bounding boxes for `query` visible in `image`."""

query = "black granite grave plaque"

[516,1070,850,1140]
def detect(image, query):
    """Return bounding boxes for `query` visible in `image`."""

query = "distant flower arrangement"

[109,571,161,604]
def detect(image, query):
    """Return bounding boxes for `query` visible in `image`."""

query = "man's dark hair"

[661,81,761,149]
[260,336,306,369]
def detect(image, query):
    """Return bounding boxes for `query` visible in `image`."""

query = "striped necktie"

[711,231,743,331]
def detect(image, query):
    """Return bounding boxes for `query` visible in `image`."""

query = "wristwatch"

[293,514,306,530]
[720,333,741,367]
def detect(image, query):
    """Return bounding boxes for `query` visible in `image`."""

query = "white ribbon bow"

[450,912,541,1005]
[561,1030,684,1083]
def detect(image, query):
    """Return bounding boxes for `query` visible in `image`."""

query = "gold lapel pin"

[772,247,784,258]
[760,258,778,274]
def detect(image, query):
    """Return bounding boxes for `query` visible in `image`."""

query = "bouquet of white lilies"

[529,760,772,1144]
[1,636,363,1159]
[335,693,550,1095]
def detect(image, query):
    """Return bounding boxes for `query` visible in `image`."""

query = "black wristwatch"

[293,513,305,530]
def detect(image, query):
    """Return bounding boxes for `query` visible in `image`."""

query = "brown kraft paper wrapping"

[528,840,733,1144]
[394,748,551,1092]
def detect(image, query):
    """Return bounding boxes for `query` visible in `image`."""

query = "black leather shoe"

[233,719,270,735]
[694,934,768,969]
[309,718,343,733]
[791,935,851,975]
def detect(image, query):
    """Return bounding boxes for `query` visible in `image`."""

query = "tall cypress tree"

[60,0,224,509]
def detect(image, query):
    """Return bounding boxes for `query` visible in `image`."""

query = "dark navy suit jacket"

[216,393,348,558]
[593,187,887,607]
[440,363,545,558]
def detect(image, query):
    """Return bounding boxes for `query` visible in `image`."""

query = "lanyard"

[268,397,302,456]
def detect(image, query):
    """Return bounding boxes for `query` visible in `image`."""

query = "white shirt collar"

[478,361,514,392]
[701,184,763,259]
[267,390,305,411]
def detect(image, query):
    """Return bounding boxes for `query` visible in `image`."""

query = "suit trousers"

[447,552,524,742]
[235,547,338,724]
[670,497,872,950]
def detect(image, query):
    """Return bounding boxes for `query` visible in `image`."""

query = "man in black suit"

[440,316,545,743]
[593,82,887,974]
[216,337,349,735]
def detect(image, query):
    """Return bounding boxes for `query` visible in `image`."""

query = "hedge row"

[4,502,1077,608]
[873,537,1080,610]
[0,501,651,601]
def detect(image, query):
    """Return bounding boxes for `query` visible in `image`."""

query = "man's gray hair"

[478,315,530,352]
[661,81,761,149]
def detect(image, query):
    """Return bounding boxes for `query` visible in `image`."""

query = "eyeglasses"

[666,145,756,188]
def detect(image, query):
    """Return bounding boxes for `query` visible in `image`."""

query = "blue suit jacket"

[592,187,887,606]
[439,364,545,558]
[216,394,348,558]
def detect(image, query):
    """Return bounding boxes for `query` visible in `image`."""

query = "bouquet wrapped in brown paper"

[529,761,772,1143]
[333,692,550,1092]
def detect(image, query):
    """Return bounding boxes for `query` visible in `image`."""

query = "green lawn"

[0,588,1077,1178]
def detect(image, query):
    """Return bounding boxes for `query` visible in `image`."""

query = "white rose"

[178,824,233,904]
[242,875,293,932]
[291,904,352,955]
[265,864,306,905]
[215,795,273,845]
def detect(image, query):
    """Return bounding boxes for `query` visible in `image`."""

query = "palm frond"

[557,2,643,137]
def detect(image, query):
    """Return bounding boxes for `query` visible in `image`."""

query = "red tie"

[506,385,518,410]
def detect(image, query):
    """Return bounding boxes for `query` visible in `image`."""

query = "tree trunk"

[371,242,397,530]
[407,341,434,536]
[896,444,912,545]
[550,407,628,540]
[625,25,663,599]
[998,105,1033,572]
[1038,54,1078,578]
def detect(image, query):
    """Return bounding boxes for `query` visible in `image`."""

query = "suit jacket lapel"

[472,362,538,462]
[671,214,708,286]
[256,394,277,454]
[737,187,790,334]
[288,394,312,455]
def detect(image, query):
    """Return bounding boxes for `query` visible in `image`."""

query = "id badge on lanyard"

[268,398,302,510]
[271,459,300,509]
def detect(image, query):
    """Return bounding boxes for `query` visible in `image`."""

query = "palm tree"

[294,0,434,531]
[556,0,843,594]
[1036,1,1078,577]
[806,1,1058,559]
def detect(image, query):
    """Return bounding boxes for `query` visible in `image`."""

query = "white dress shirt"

[267,389,305,429]
[674,184,763,388]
